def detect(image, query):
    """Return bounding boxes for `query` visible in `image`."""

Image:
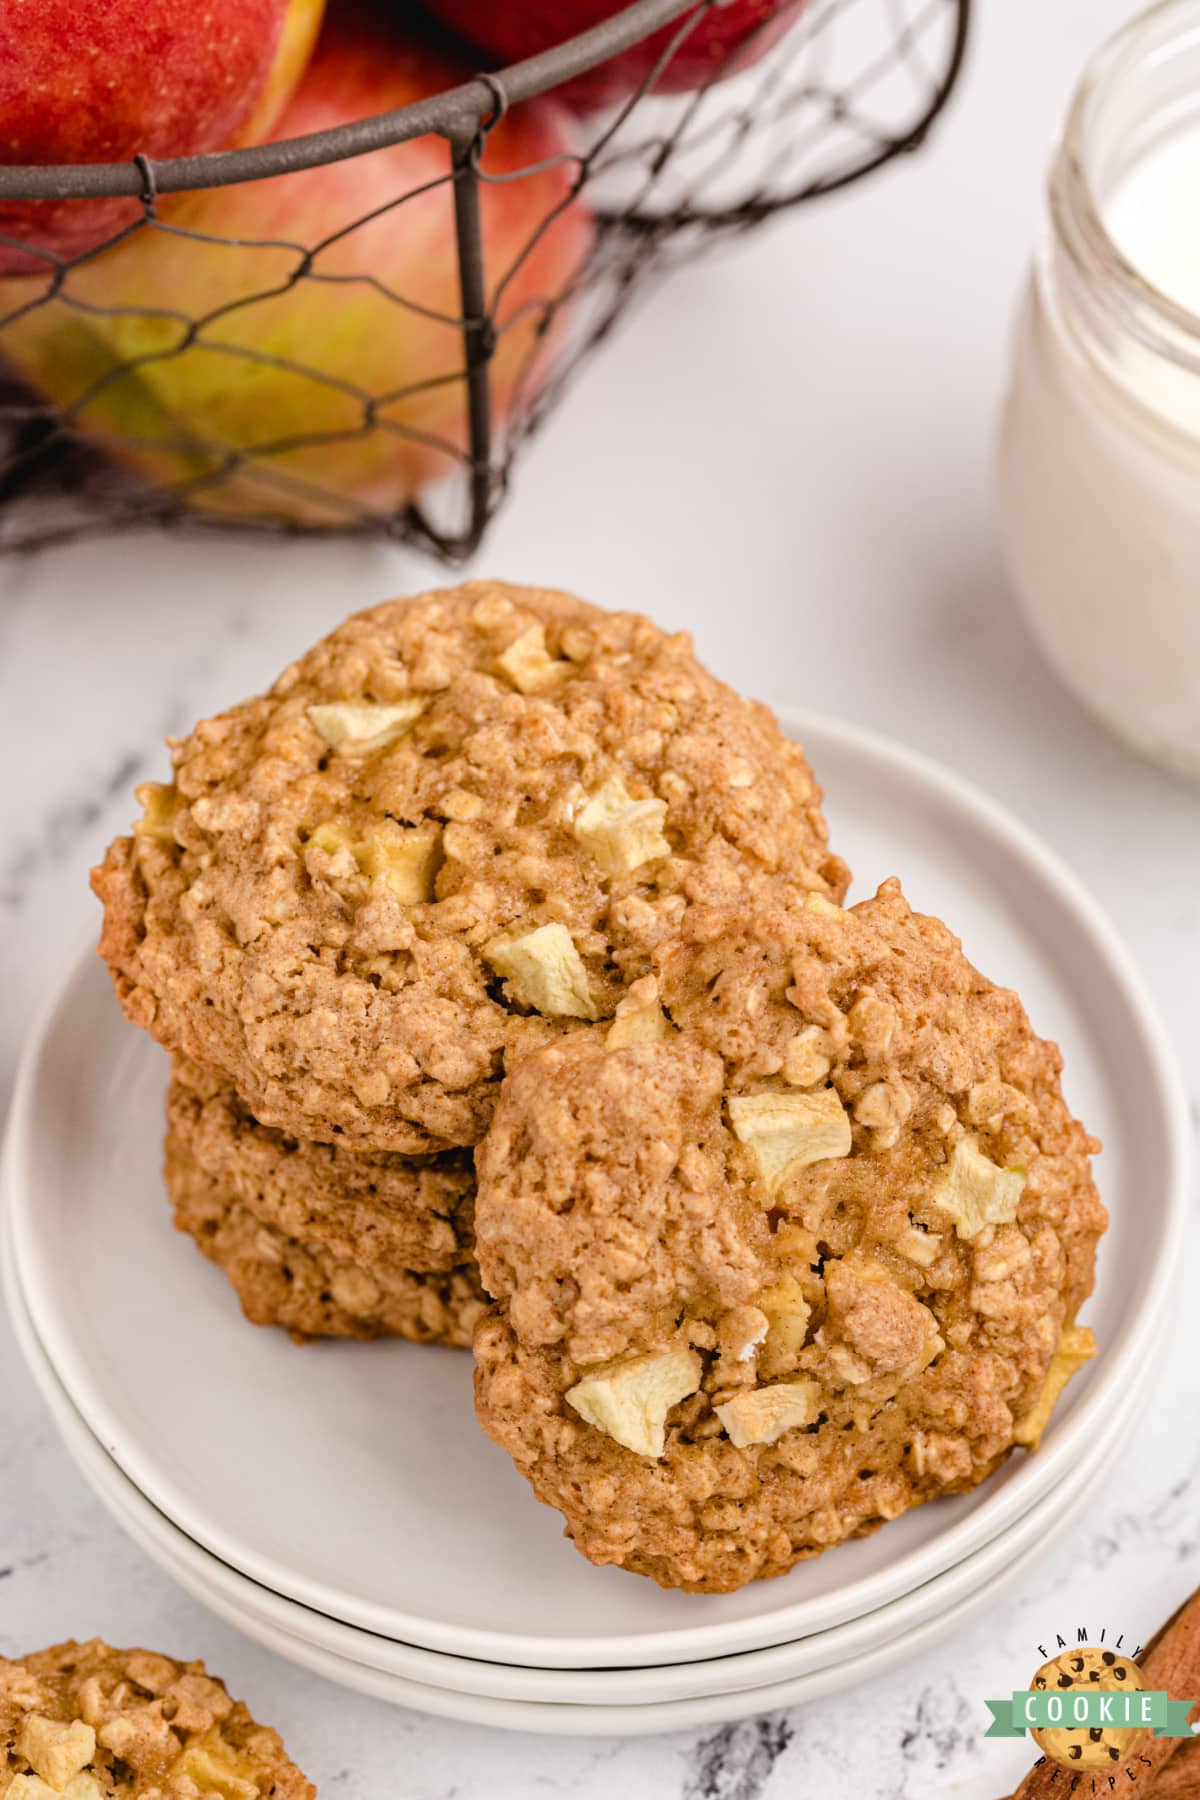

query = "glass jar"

[997,0,1200,783]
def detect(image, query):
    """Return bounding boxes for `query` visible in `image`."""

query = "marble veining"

[0,747,142,914]
[1,2,1198,1795]
[681,1716,795,1800]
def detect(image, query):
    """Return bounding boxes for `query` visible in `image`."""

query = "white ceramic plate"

[4,715,1188,1670]
[140,1457,1121,1734]
[30,1410,1113,1736]
[4,1220,1157,1714]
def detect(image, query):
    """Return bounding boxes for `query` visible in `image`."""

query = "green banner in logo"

[985,1690,1196,1739]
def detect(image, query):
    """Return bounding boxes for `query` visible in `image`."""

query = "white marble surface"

[2,1,1199,1794]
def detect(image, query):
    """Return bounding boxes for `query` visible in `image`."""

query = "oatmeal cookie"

[167,1054,476,1274]
[166,1086,485,1345]
[473,878,1106,1592]
[93,581,846,1151]
[172,1183,487,1344]
[0,1638,313,1798]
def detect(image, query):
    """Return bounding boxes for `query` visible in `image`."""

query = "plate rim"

[3,1215,1158,1706]
[95,1487,1105,1738]
[2,1237,1124,1731]
[4,710,1191,1669]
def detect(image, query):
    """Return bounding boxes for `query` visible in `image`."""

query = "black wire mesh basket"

[0,0,970,560]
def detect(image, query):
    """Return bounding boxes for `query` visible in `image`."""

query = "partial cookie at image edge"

[0,1637,315,1799]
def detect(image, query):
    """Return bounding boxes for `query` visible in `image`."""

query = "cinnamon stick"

[1144,1736,1200,1799]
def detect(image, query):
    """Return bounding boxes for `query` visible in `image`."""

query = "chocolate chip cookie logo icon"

[984,1632,1197,1778]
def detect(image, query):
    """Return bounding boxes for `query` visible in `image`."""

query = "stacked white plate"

[2,717,1189,1735]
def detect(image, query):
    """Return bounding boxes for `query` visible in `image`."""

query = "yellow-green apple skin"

[0,0,325,276]
[0,12,591,523]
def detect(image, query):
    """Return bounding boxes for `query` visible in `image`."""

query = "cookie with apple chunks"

[166,1054,477,1275]
[170,1174,487,1346]
[94,580,846,1152]
[0,1638,313,1798]
[165,1057,486,1345]
[472,880,1105,1592]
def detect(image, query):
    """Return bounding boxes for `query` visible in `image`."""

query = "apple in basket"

[417,0,808,113]
[0,0,326,278]
[0,6,592,526]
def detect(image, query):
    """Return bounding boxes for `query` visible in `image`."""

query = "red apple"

[0,0,326,277]
[417,0,806,112]
[0,8,592,525]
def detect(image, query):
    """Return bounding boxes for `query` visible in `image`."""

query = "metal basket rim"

[0,0,972,560]
[0,0,725,203]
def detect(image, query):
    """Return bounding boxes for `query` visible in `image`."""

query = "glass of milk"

[997,0,1200,782]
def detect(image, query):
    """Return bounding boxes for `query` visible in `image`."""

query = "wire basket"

[0,0,969,560]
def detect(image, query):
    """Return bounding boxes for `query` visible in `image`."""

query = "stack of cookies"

[94,580,845,1351]
[92,579,1106,1592]
[163,1056,484,1345]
